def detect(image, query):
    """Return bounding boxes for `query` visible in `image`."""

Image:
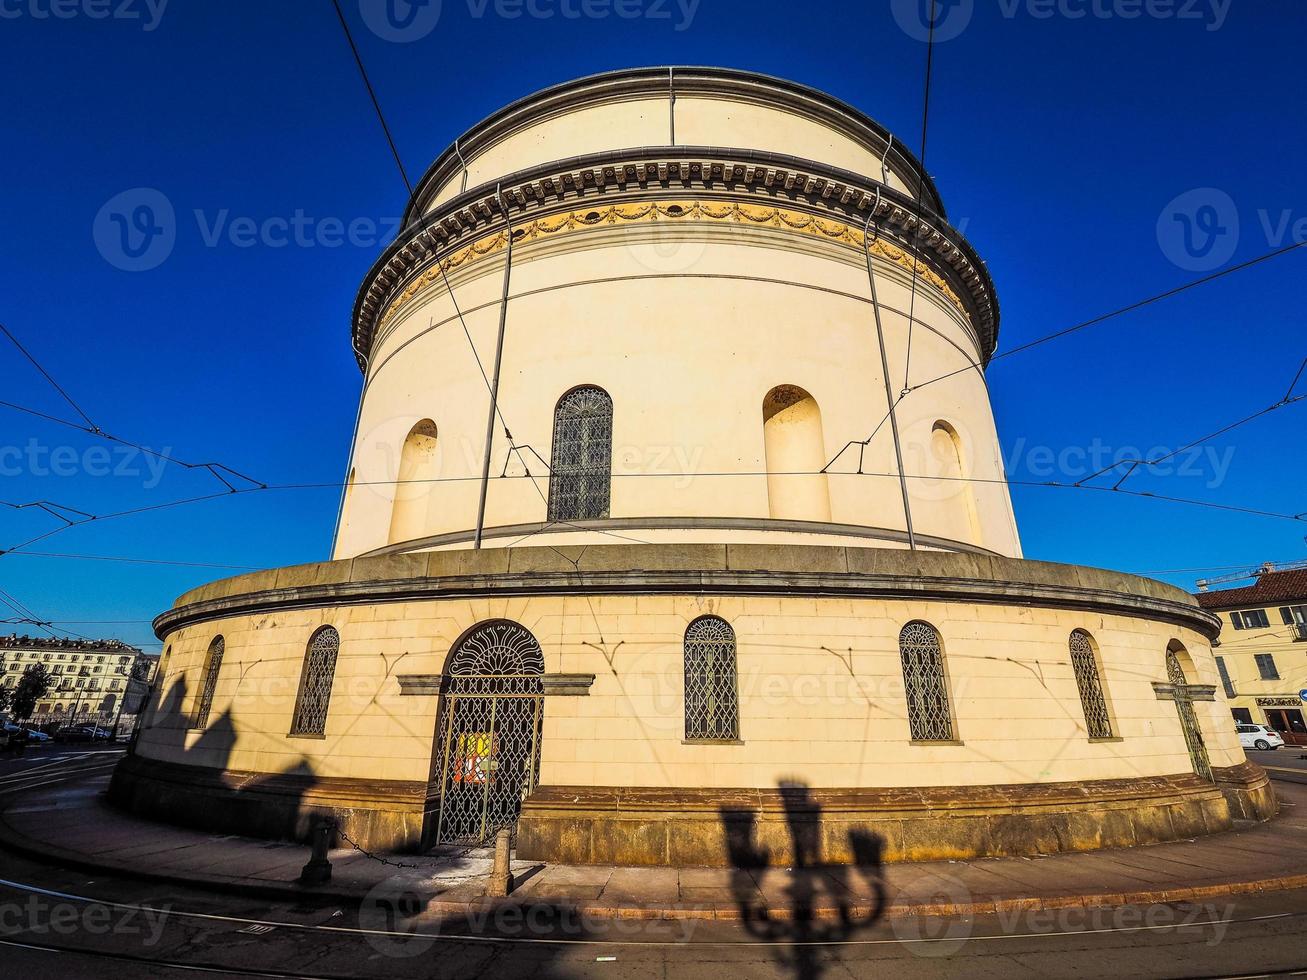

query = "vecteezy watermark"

[1156,187,1240,271]
[0,0,168,30]
[358,0,443,40]
[892,0,1230,42]
[0,439,172,489]
[1158,187,1307,272]
[993,901,1235,944]
[0,895,171,944]
[358,0,697,42]
[93,188,403,271]
[358,879,697,955]
[1004,437,1236,489]
[93,187,176,272]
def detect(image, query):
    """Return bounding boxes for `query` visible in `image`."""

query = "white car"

[1237,724,1285,751]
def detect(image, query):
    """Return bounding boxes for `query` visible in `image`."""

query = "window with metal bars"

[289,626,340,737]
[1069,630,1113,739]
[547,386,612,522]
[684,616,739,741]
[898,621,954,742]
[193,635,224,729]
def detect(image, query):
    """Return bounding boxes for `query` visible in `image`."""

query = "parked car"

[20,727,50,743]
[2,723,39,745]
[1237,724,1285,751]
[53,725,97,743]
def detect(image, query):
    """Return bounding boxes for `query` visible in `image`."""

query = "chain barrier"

[332,821,421,870]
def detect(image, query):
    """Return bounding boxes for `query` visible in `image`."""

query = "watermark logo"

[0,895,170,944]
[891,0,974,43]
[358,0,442,42]
[890,874,974,956]
[893,0,1230,40]
[360,0,698,38]
[1157,187,1239,272]
[0,0,169,31]
[93,188,404,270]
[93,187,176,272]
[0,438,172,488]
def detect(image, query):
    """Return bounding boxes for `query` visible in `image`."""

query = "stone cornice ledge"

[155,545,1219,641]
[352,147,996,371]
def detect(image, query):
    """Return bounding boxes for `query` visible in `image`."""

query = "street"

[1248,746,1307,785]
[0,749,1305,978]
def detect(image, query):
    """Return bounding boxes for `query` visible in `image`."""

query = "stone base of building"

[109,754,1274,861]
[516,765,1277,866]
[1215,761,1278,821]
[108,754,432,852]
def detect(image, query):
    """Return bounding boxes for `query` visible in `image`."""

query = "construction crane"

[1196,557,1307,592]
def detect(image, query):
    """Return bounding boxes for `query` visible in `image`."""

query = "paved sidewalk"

[3,770,1307,920]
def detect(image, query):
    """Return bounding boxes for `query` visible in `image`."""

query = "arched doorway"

[431,620,545,845]
[1166,643,1213,782]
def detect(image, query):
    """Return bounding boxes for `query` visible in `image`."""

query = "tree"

[12,664,52,721]
[0,683,11,717]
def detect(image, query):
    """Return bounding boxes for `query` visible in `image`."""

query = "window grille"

[1069,630,1113,738]
[684,616,739,741]
[899,621,954,742]
[289,627,340,736]
[193,636,224,729]
[1166,647,1213,781]
[547,386,613,522]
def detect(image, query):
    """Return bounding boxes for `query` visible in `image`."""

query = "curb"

[3,771,1307,922]
[5,807,1307,921]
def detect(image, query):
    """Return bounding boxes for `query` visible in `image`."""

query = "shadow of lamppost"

[721,780,886,980]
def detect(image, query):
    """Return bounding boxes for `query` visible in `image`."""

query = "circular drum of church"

[113,67,1275,863]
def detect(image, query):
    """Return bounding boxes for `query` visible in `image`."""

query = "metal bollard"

[486,827,512,897]
[299,820,333,885]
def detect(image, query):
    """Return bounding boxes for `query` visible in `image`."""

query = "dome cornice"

[351,147,998,372]
[402,66,946,228]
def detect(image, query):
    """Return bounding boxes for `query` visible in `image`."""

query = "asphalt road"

[0,748,1305,979]
[1248,746,1307,785]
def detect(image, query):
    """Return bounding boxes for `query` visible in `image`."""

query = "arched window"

[899,621,954,742]
[547,386,613,522]
[762,385,831,522]
[389,420,440,544]
[684,616,739,741]
[1069,630,1113,738]
[289,626,340,737]
[930,420,982,546]
[193,635,224,729]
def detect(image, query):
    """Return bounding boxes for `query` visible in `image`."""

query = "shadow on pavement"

[722,779,887,980]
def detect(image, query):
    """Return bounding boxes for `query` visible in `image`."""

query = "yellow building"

[113,67,1274,863]
[0,634,155,728]
[1197,563,1307,745]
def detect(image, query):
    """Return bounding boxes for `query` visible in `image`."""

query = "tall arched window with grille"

[547,386,613,522]
[193,635,224,729]
[899,621,954,742]
[1069,629,1113,738]
[684,616,739,741]
[289,626,340,737]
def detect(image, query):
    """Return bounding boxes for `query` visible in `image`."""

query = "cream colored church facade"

[114,68,1273,863]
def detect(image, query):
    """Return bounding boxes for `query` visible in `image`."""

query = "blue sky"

[1,0,1304,653]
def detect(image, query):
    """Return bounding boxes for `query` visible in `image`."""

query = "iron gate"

[433,622,545,846]
[1166,648,1213,782]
